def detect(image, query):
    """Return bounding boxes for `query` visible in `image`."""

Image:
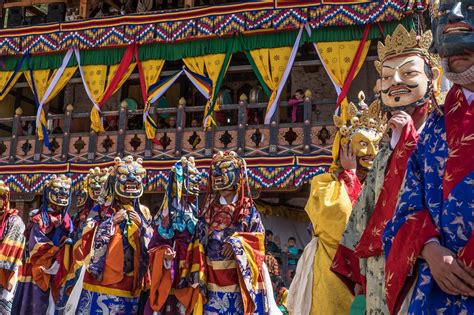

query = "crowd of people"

[0,1,472,314]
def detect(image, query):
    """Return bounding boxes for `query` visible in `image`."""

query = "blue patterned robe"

[383,85,474,314]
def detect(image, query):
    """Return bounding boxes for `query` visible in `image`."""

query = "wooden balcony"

[0,96,336,164]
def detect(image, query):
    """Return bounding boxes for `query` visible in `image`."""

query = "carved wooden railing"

[0,94,339,164]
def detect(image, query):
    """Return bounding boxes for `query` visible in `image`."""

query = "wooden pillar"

[237,94,247,156]
[269,103,280,156]
[9,107,22,164]
[303,90,313,154]
[116,101,128,157]
[144,106,155,159]
[61,104,73,161]
[175,97,185,157]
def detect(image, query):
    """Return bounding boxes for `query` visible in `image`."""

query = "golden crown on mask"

[330,91,387,172]
[84,167,110,189]
[375,24,439,74]
[212,151,244,168]
[45,174,72,189]
[110,155,146,177]
[333,91,387,145]
[0,181,9,197]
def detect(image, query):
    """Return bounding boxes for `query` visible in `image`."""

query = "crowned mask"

[376,25,440,112]
[333,92,387,173]
[111,156,146,199]
[431,0,474,58]
[157,157,202,239]
[46,175,72,207]
[211,151,244,191]
[85,167,110,202]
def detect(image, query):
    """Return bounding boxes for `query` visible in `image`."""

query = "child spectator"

[265,229,281,254]
[285,237,299,280]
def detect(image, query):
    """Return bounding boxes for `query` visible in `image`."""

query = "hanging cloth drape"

[0,54,26,102]
[136,57,165,140]
[183,53,232,128]
[75,46,136,133]
[248,46,292,123]
[312,24,371,172]
[24,49,77,146]
[315,24,371,118]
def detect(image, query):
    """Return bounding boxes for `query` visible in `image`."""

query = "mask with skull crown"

[110,156,146,199]
[45,175,72,207]
[211,151,244,191]
[332,92,387,173]
[376,24,440,112]
[86,167,110,201]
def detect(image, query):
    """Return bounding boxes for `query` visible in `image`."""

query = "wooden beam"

[3,0,65,9]
[25,5,45,16]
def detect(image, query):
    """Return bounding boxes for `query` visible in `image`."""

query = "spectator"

[275,277,289,315]
[288,89,304,123]
[167,116,177,128]
[21,121,34,136]
[107,119,118,131]
[284,237,299,280]
[265,230,281,254]
[52,126,63,134]
[191,119,199,127]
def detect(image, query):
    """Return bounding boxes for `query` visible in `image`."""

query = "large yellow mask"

[332,92,387,173]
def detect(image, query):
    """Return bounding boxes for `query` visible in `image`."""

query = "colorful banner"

[75,46,136,132]
[264,27,303,124]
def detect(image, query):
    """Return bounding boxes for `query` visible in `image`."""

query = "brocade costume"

[331,25,438,315]
[0,182,25,314]
[13,175,74,315]
[383,85,474,314]
[145,158,201,315]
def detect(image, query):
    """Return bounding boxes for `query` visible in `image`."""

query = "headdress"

[40,174,72,230]
[156,157,201,239]
[110,156,146,199]
[330,91,387,172]
[375,24,439,74]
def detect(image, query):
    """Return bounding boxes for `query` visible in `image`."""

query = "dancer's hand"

[340,144,356,171]
[422,242,474,296]
[112,210,126,224]
[222,243,234,259]
[128,211,142,227]
[354,283,363,296]
[164,248,175,261]
[388,111,411,133]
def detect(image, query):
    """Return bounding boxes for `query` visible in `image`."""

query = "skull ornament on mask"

[111,156,146,199]
[211,151,243,191]
[46,175,72,207]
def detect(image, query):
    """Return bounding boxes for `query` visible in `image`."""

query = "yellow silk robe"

[305,172,354,314]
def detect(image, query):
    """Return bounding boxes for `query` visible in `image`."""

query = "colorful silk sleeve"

[382,146,439,315]
[28,224,60,292]
[226,232,265,315]
[0,215,25,291]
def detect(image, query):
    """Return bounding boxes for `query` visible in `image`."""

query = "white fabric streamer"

[262,262,283,315]
[287,236,318,315]
[264,27,304,124]
[35,47,74,134]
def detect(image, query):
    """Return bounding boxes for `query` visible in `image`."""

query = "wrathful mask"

[376,25,440,112]
[111,156,146,199]
[86,167,110,201]
[211,151,243,191]
[45,175,72,207]
[431,0,474,57]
